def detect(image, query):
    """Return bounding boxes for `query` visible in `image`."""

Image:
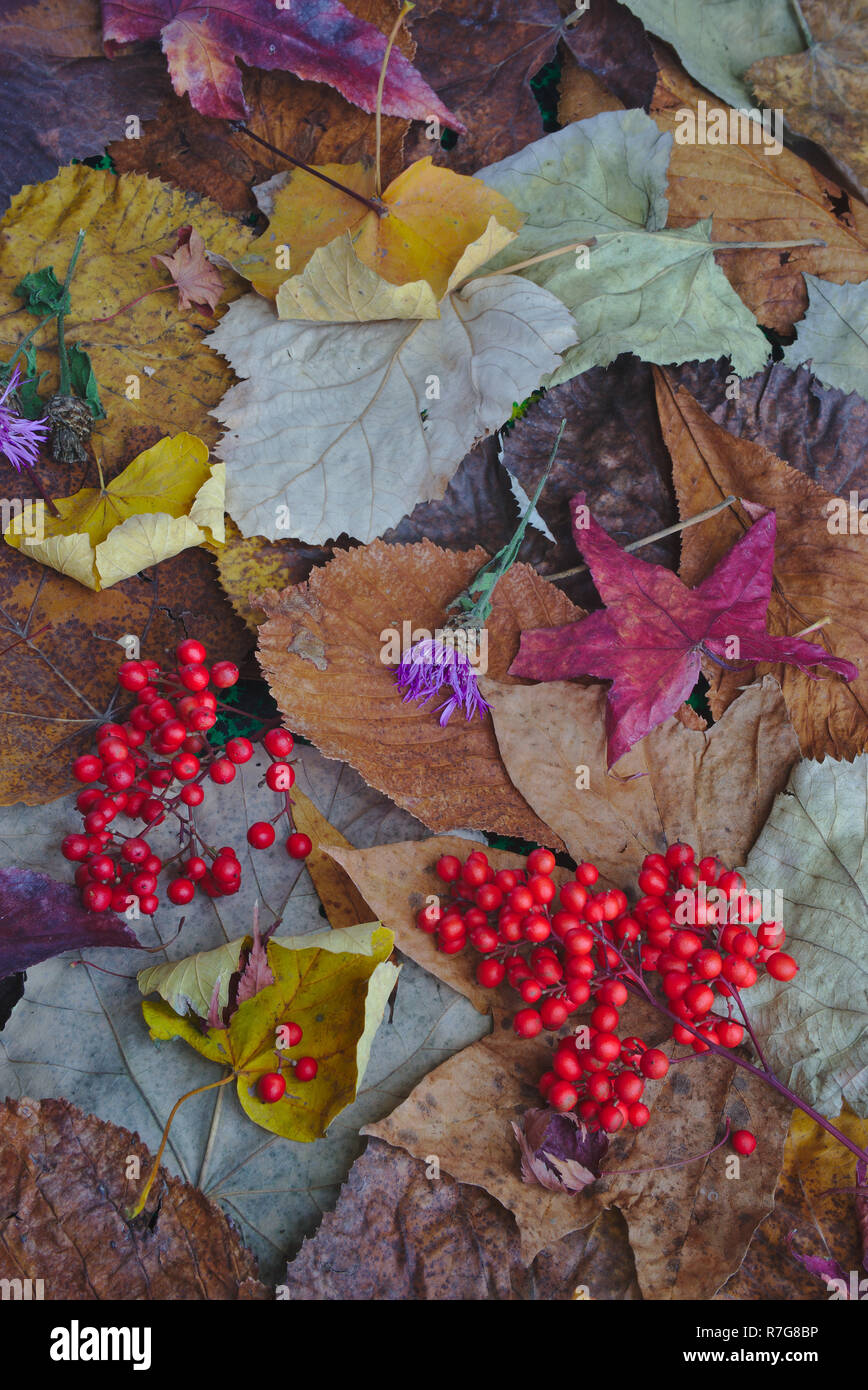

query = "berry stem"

[55,229,86,398]
[603,1119,732,1180]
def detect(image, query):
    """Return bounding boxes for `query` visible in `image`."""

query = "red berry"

[684,982,715,1016]
[520,979,543,1003]
[732,930,759,959]
[181,785,205,806]
[263,727,294,758]
[282,1021,303,1047]
[72,754,103,783]
[639,1048,669,1080]
[638,867,668,897]
[476,958,506,989]
[548,1080,579,1112]
[265,762,294,792]
[168,877,195,905]
[295,1057,318,1082]
[595,980,628,1007]
[82,882,112,912]
[599,1103,624,1133]
[591,1004,619,1033]
[614,1071,645,1104]
[553,1050,583,1082]
[210,661,240,688]
[628,1102,650,1128]
[765,951,798,981]
[539,997,569,1030]
[435,854,461,883]
[732,1129,756,1156]
[171,752,200,781]
[576,862,599,887]
[559,881,588,915]
[591,1031,621,1063]
[257,1072,286,1103]
[722,955,757,988]
[176,639,207,666]
[185,857,208,881]
[694,948,723,979]
[528,873,555,905]
[513,1008,542,1039]
[715,1020,745,1048]
[286,832,313,859]
[565,978,591,1006]
[209,758,236,785]
[62,834,90,862]
[247,821,276,850]
[117,660,149,692]
[587,1072,613,1103]
[225,736,254,764]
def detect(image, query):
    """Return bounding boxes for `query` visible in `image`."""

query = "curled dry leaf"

[256,541,580,841]
[0,1096,268,1299]
[207,281,576,543]
[0,166,250,459]
[482,676,801,888]
[101,0,462,128]
[513,1109,608,1193]
[288,786,374,931]
[657,373,868,759]
[747,0,868,205]
[0,866,141,980]
[152,226,225,313]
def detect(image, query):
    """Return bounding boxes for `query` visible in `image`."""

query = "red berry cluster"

[63,640,313,916]
[417,842,797,1143]
[257,1020,318,1103]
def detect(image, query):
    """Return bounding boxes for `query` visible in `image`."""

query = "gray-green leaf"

[477,110,770,384]
[620,0,804,110]
[783,275,868,402]
[741,756,868,1118]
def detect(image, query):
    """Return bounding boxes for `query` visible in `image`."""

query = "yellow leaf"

[4,433,224,591]
[275,234,440,321]
[236,157,524,313]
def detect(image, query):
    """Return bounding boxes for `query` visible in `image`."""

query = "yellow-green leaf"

[4,432,224,590]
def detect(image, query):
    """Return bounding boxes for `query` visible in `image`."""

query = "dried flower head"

[0,365,49,472]
[395,628,489,726]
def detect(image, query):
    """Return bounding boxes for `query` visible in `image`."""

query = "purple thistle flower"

[395,631,490,727]
[0,365,49,473]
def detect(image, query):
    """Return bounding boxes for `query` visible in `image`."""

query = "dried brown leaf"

[0,1096,268,1299]
[656,373,868,760]
[290,786,375,931]
[257,541,581,841]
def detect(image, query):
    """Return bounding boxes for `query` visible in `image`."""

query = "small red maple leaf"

[151,226,224,313]
[510,495,859,767]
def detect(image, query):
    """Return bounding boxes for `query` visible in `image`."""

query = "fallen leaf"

[207,284,576,543]
[4,433,224,591]
[0,746,481,1281]
[101,0,462,127]
[748,0,868,205]
[215,518,336,630]
[513,1109,607,1192]
[282,1136,640,1300]
[0,867,141,979]
[0,0,166,213]
[402,0,656,174]
[238,156,523,314]
[109,55,409,217]
[153,226,225,312]
[646,46,868,335]
[740,756,868,1119]
[256,542,579,840]
[782,275,868,403]
[620,0,803,110]
[482,676,800,887]
[0,1096,268,1298]
[477,109,770,384]
[0,166,251,459]
[723,1107,868,1300]
[289,787,375,931]
[509,498,856,767]
[657,374,868,759]
[668,359,868,500]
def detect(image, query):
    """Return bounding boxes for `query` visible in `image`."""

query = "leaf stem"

[544,495,738,582]
[127,1073,236,1219]
[375,2,413,198]
[56,229,86,397]
[90,283,174,325]
[460,239,597,288]
[230,123,387,217]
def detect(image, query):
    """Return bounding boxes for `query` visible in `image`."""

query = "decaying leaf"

[482,676,800,888]
[289,786,375,931]
[782,275,868,403]
[256,542,579,841]
[207,280,576,543]
[510,497,855,767]
[620,0,803,110]
[214,518,336,630]
[142,926,399,1141]
[4,434,224,591]
[0,866,141,979]
[477,109,771,384]
[748,0,868,205]
[646,47,868,335]
[740,756,868,1119]
[0,166,251,459]
[657,374,868,760]
[513,1109,607,1193]
[0,1096,268,1298]
[101,0,462,127]
[152,226,225,313]
[238,155,523,315]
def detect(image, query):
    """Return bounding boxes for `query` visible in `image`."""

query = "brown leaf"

[403,0,655,174]
[748,0,868,206]
[0,0,167,212]
[256,541,580,841]
[290,786,375,931]
[656,373,868,760]
[327,835,570,1013]
[482,677,800,887]
[0,1096,268,1299]
[108,0,411,216]
[282,1136,639,1300]
[649,45,868,334]
[667,360,868,500]
[215,518,337,630]
[557,53,626,124]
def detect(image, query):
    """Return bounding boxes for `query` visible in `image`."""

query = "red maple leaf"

[151,226,224,313]
[101,0,465,127]
[509,496,859,767]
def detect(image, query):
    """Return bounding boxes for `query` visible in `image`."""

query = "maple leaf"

[0,867,141,979]
[152,226,224,313]
[509,497,859,767]
[100,0,464,128]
